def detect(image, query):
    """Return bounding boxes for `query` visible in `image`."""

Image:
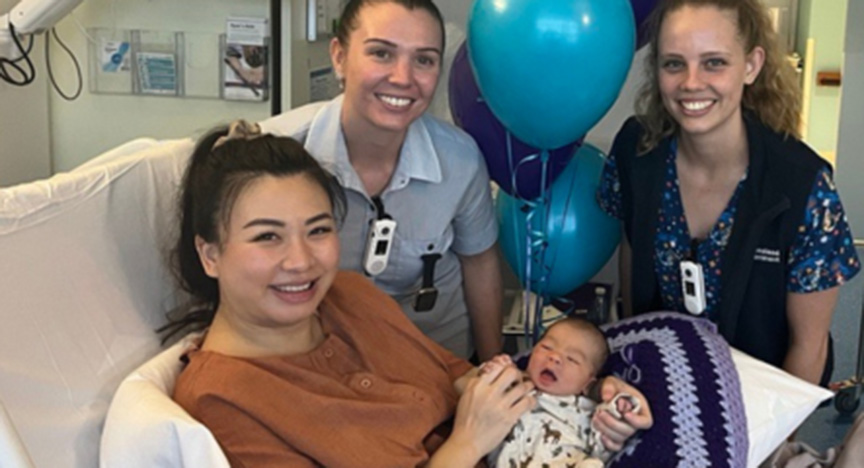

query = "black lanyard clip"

[414,253,441,312]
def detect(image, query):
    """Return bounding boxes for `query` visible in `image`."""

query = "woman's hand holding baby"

[433,362,536,467]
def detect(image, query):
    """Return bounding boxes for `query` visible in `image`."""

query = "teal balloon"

[497,144,621,298]
[468,0,635,149]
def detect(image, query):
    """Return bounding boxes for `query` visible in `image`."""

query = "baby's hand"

[478,354,514,376]
[596,393,641,420]
[617,395,636,415]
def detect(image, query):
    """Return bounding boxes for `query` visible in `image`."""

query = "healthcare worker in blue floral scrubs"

[597,0,859,386]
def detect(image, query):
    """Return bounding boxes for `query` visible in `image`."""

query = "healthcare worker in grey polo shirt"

[259,0,502,360]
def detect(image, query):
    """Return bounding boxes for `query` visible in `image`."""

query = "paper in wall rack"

[88,28,184,97]
[220,17,270,102]
[136,52,178,95]
[131,30,184,96]
[87,28,133,95]
[86,26,268,103]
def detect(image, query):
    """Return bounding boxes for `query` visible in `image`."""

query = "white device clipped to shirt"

[364,218,397,276]
[680,260,706,315]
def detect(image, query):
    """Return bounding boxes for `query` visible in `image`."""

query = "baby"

[487,317,638,468]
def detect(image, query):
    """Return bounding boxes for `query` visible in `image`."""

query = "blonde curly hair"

[635,0,801,153]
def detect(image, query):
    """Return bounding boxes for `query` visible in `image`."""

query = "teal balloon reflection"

[498,144,621,298]
[468,0,635,149]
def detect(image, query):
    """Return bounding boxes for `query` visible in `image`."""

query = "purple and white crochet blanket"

[602,312,749,468]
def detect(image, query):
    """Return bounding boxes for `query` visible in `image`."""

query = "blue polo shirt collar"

[304,95,443,195]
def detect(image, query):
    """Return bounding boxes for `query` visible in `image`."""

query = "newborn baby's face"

[526,325,597,396]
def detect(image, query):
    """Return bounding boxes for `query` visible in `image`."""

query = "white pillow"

[100,334,230,468]
[731,349,834,467]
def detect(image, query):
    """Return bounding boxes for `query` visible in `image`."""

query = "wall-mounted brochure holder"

[88,28,134,95]
[132,30,184,96]
[88,27,269,102]
[219,34,270,102]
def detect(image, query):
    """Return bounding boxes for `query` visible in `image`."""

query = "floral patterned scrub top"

[597,139,861,321]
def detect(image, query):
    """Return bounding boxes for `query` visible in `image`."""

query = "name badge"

[753,247,781,264]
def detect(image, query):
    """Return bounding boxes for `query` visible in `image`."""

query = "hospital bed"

[0,137,834,467]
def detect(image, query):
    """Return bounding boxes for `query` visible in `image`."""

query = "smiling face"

[657,5,764,141]
[527,321,605,396]
[331,1,442,138]
[196,174,340,332]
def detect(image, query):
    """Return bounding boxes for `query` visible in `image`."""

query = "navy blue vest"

[612,114,833,385]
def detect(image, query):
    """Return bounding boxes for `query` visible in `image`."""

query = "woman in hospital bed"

[161,121,652,467]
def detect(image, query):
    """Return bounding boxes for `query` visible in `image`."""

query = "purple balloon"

[448,43,579,200]
[630,0,659,49]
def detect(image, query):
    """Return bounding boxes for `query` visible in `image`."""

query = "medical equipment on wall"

[1,0,83,60]
[1,0,82,37]
[0,0,84,97]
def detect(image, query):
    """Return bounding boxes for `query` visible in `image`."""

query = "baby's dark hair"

[544,317,610,373]
[159,128,346,341]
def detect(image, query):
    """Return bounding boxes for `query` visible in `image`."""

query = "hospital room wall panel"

[0,0,51,188]
[46,0,274,173]
[834,0,864,236]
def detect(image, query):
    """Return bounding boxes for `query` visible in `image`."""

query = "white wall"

[286,0,473,109]
[0,0,51,187]
[47,0,274,172]
[287,0,332,107]
[437,0,469,31]
[834,0,864,237]
[796,0,847,159]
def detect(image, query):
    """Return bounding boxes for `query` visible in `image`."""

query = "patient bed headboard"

[0,138,193,467]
